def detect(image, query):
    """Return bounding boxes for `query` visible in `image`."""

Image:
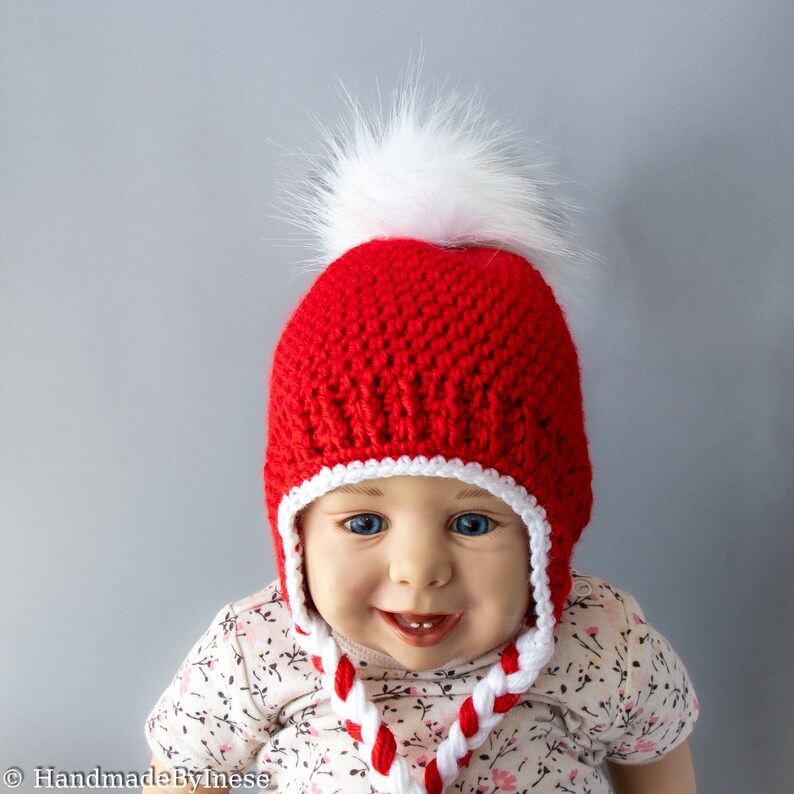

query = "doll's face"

[300,475,531,671]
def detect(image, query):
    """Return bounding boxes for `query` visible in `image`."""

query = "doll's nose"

[388,531,452,588]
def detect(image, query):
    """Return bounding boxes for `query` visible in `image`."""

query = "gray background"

[1,3,792,793]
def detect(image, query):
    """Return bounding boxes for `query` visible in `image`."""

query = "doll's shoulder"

[145,582,317,770]
[178,580,303,679]
[563,570,645,626]
[552,570,654,667]
[543,570,699,763]
[149,581,315,719]
[544,570,644,686]
[226,578,291,624]
[220,579,298,653]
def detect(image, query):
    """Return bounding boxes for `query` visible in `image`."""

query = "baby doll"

[144,86,698,794]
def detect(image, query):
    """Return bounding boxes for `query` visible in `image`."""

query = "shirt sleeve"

[145,603,275,773]
[603,593,699,765]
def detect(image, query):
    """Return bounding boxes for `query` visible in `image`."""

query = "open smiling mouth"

[377,610,463,647]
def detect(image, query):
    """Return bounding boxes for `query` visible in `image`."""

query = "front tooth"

[422,622,433,629]
[410,622,421,629]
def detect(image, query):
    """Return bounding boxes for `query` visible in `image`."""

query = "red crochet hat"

[263,87,592,794]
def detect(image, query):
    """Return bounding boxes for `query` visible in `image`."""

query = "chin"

[388,636,470,670]
[393,651,451,672]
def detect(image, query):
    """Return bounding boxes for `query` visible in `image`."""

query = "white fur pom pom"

[288,81,573,275]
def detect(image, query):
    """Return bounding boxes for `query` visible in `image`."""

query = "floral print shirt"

[145,572,698,793]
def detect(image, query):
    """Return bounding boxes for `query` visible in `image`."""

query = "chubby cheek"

[465,547,531,634]
[494,590,532,634]
[303,538,380,621]
[482,585,531,641]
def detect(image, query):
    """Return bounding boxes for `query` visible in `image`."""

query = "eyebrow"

[454,486,495,500]
[334,484,385,496]
[333,484,495,500]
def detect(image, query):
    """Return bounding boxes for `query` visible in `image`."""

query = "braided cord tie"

[294,623,426,794]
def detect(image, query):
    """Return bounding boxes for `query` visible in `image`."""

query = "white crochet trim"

[277,455,555,794]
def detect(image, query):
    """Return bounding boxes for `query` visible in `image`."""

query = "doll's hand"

[607,740,696,794]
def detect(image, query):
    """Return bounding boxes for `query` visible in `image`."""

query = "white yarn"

[277,455,557,794]
[288,82,572,276]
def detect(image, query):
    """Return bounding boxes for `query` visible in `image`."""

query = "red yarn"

[500,641,520,675]
[371,725,397,775]
[424,759,444,794]
[334,655,355,700]
[345,720,363,742]
[421,746,474,791]
[458,697,479,738]
[493,693,521,713]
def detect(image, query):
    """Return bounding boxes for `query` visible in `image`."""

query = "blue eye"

[344,514,384,536]
[454,513,493,537]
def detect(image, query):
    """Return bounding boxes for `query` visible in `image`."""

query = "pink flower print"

[632,612,643,625]
[492,768,517,791]
[308,727,320,736]
[569,769,578,781]
[219,744,232,756]
[416,755,429,768]
[476,787,489,793]
[409,686,418,695]
[236,621,244,632]
[209,659,215,670]
[649,715,659,724]
[321,756,330,764]
[311,785,322,794]
[179,667,191,697]
[634,739,657,753]
[585,624,605,649]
